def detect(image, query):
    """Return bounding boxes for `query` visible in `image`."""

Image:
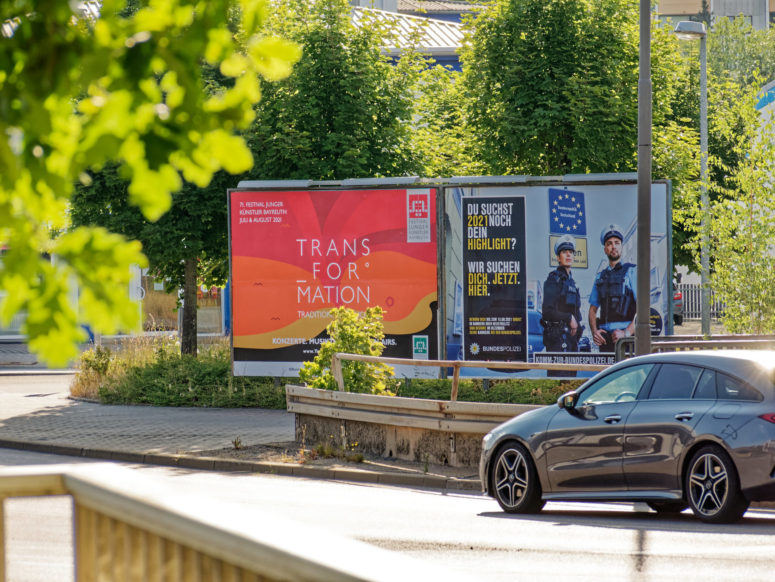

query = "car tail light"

[759,414,775,424]
[673,291,682,300]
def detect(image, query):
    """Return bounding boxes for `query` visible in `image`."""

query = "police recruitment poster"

[229,188,439,377]
[445,180,671,379]
[462,197,527,361]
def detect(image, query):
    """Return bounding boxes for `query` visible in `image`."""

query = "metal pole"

[699,34,710,336]
[635,0,652,356]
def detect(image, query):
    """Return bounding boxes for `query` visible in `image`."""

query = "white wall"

[712,0,769,29]
[350,0,398,12]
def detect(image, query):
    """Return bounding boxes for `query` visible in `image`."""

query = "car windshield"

[578,364,654,406]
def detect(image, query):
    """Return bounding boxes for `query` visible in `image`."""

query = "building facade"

[657,0,774,29]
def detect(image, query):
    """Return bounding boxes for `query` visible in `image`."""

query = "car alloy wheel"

[686,445,748,523]
[491,442,544,513]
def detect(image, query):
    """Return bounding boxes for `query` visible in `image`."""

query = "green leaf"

[127,164,180,221]
[221,53,250,78]
[206,131,253,174]
[248,36,302,81]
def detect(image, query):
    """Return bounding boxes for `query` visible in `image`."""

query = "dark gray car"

[479,351,775,523]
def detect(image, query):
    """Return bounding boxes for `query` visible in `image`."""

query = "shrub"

[71,329,585,408]
[299,306,395,395]
[392,377,585,406]
[72,336,288,408]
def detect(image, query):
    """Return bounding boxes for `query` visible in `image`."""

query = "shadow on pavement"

[477,505,775,535]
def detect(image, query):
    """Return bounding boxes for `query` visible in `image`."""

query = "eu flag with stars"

[548,188,586,236]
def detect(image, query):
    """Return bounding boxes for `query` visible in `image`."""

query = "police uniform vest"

[544,269,579,323]
[595,262,636,324]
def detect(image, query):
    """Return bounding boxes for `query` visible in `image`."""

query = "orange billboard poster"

[229,188,439,376]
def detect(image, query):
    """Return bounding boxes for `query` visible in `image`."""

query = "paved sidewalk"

[0,371,480,492]
[0,372,295,454]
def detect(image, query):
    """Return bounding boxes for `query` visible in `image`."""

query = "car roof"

[616,350,775,391]
[627,350,775,369]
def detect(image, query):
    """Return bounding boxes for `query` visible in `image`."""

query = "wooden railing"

[0,464,459,582]
[330,353,608,400]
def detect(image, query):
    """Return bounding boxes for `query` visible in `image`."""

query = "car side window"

[717,373,763,402]
[578,364,654,406]
[692,369,717,399]
[648,364,701,400]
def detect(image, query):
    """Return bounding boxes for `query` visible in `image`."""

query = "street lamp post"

[635,0,652,356]
[674,20,710,337]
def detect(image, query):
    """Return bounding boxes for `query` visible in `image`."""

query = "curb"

[0,356,38,366]
[0,438,482,493]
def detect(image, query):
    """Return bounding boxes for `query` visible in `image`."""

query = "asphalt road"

[2,449,775,582]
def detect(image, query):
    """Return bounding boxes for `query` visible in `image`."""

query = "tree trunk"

[181,257,198,356]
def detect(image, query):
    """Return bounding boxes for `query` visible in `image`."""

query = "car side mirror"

[558,390,578,411]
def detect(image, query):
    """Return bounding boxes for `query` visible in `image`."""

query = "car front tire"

[685,445,749,524]
[490,442,545,514]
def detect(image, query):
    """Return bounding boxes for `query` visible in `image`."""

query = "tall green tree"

[0,0,300,364]
[693,19,775,330]
[709,16,775,87]
[243,0,423,181]
[71,166,232,355]
[459,0,695,266]
[706,89,775,333]
[460,0,644,175]
[652,24,701,270]
[671,17,775,270]
[460,0,691,176]
[411,65,485,178]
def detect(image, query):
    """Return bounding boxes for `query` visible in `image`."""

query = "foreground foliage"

[0,0,300,366]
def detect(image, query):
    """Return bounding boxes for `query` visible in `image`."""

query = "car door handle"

[604,414,622,424]
[675,412,694,422]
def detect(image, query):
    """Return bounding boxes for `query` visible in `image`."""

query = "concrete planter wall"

[285,385,540,468]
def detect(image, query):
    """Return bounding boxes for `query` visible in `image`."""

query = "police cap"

[600,223,623,245]
[554,234,576,255]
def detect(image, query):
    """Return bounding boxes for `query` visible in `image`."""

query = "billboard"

[444,180,671,378]
[463,197,528,361]
[229,187,439,376]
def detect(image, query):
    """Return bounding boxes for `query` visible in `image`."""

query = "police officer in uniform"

[588,224,636,352]
[541,234,582,356]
